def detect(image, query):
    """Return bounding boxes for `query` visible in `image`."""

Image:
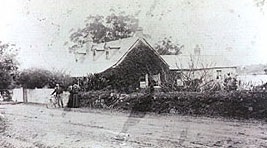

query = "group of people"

[50,83,81,108]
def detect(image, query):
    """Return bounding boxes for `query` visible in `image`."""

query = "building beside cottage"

[162,53,237,90]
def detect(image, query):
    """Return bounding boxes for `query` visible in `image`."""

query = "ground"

[0,104,267,148]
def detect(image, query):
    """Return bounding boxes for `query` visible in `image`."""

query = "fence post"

[23,87,28,103]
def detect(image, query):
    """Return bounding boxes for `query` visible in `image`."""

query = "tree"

[69,12,141,53]
[47,70,74,89]
[18,69,52,89]
[174,55,219,92]
[154,37,183,55]
[17,68,74,89]
[255,0,265,8]
[0,41,19,89]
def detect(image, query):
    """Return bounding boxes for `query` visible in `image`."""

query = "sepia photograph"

[0,0,267,147]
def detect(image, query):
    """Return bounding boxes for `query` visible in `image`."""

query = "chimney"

[134,27,144,38]
[86,42,92,55]
[104,42,109,60]
[194,44,201,55]
[106,49,109,60]
[92,47,96,61]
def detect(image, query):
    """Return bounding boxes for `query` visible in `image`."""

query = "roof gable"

[112,38,168,68]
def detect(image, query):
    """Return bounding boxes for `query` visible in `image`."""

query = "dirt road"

[0,104,267,148]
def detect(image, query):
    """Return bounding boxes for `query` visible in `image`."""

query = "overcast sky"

[0,0,266,70]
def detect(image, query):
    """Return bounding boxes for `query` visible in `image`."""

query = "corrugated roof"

[161,55,237,70]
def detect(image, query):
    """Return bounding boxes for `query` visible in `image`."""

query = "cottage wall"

[100,41,169,91]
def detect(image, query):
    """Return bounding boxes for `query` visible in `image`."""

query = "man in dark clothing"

[51,84,64,108]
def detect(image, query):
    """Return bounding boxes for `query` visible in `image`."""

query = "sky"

[0,0,267,71]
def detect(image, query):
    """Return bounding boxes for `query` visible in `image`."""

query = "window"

[176,72,183,86]
[152,73,161,87]
[177,79,183,86]
[139,74,148,88]
[216,69,222,79]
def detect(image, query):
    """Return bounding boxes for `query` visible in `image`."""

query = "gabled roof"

[161,55,237,70]
[67,37,167,77]
[111,37,168,68]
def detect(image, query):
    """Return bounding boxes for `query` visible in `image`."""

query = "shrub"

[78,90,112,108]
[17,68,74,89]
[78,74,108,91]
[224,77,238,91]
[79,90,267,120]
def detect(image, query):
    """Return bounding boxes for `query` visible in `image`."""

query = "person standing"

[51,84,64,108]
[67,85,74,108]
[72,84,80,108]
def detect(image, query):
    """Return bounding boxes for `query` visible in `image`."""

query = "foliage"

[17,69,52,89]
[255,0,266,10]
[69,12,141,53]
[0,41,19,89]
[17,68,74,89]
[173,58,212,92]
[78,73,108,91]
[154,37,183,55]
[0,71,12,89]
[79,90,267,120]
[223,76,238,91]
[78,90,112,108]
[47,71,74,89]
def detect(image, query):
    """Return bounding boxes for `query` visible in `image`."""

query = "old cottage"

[69,37,169,91]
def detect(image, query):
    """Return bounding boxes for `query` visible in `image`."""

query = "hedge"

[78,90,267,120]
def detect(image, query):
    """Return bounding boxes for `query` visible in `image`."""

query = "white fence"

[12,88,70,105]
[12,88,24,102]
